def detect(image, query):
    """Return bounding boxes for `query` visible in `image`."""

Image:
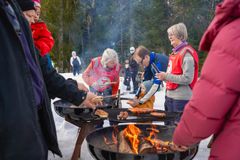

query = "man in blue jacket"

[130,45,168,106]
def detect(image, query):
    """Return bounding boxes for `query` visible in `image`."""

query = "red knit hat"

[32,0,41,8]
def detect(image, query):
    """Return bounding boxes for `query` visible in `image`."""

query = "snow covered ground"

[48,73,210,160]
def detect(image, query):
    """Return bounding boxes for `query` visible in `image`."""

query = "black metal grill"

[54,100,177,123]
[53,100,198,160]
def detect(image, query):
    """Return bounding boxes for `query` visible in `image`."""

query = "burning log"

[118,131,156,154]
[118,130,134,154]
[139,138,156,154]
[114,124,173,155]
[145,138,171,153]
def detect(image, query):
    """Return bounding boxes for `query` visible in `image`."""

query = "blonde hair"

[101,48,119,68]
[167,23,188,41]
[72,51,76,56]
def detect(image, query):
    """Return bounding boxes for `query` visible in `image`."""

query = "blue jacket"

[144,52,169,85]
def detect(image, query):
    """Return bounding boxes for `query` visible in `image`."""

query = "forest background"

[41,0,221,72]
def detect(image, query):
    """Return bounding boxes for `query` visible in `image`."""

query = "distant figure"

[156,23,199,124]
[70,51,81,76]
[129,46,139,94]
[123,59,131,91]
[127,80,155,109]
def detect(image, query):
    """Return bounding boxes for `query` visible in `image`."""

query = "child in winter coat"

[127,80,155,109]
[31,0,54,68]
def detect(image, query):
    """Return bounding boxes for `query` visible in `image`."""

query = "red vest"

[166,45,199,90]
[90,57,120,92]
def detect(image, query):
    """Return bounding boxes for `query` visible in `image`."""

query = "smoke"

[79,0,155,65]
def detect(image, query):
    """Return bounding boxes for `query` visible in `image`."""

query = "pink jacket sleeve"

[173,37,240,146]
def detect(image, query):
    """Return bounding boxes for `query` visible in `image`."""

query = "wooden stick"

[97,82,117,86]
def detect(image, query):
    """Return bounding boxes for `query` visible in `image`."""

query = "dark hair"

[135,45,150,59]
[17,0,35,11]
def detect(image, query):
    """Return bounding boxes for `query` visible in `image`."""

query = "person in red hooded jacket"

[171,0,240,159]
[31,0,54,68]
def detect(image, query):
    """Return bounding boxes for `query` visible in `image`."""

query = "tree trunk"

[58,0,64,72]
[129,1,134,48]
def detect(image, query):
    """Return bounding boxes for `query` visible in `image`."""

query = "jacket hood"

[199,0,240,52]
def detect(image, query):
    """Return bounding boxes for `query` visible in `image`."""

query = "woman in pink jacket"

[172,0,240,159]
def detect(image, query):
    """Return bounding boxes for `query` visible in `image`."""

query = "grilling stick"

[93,93,132,99]
[97,82,117,86]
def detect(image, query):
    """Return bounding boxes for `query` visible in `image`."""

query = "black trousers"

[131,71,139,92]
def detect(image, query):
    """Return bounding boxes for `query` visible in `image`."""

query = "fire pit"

[86,124,198,160]
[53,100,188,160]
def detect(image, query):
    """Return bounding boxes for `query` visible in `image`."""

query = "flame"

[145,125,170,152]
[123,124,141,154]
[103,124,171,153]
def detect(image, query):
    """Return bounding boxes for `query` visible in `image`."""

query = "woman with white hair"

[156,23,199,124]
[82,48,121,102]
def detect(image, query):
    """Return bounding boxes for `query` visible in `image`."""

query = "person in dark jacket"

[129,46,139,93]
[130,45,169,107]
[0,0,99,159]
[123,59,131,90]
